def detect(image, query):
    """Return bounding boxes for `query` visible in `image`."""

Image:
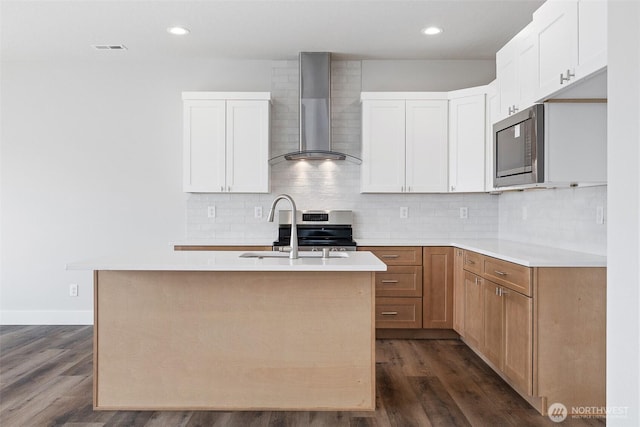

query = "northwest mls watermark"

[548,402,629,422]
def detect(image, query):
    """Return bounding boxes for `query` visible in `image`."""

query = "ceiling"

[1,0,544,62]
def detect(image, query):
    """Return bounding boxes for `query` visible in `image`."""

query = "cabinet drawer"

[375,297,423,329]
[361,247,423,266]
[463,250,483,275]
[375,266,423,297]
[483,257,532,296]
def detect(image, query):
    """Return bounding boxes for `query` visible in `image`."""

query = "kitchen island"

[67,250,386,411]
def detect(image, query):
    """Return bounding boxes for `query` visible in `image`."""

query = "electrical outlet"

[254,206,263,219]
[400,207,409,219]
[596,206,604,224]
[69,284,78,297]
[207,206,216,218]
[459,207,468,219]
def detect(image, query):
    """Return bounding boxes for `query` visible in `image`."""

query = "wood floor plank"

[0,326,605,426]
[406,340,521,426]
[408,375,472,427]
[376,363,433,427]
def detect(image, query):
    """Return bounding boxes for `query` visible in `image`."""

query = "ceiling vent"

[91,45,128,50]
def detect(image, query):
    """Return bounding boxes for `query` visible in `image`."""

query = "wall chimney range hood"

[270,52,361,164]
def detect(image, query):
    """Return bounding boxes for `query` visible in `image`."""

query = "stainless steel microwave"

[493,104,545,187]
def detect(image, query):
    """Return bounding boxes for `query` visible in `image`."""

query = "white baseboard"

[0,310,93,325]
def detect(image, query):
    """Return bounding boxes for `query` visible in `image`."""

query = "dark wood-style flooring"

[0,326,605,426]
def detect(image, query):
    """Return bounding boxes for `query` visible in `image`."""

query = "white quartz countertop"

[66,250,387,272]
[174,239,606,268]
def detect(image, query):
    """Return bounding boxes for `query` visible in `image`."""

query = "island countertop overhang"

[67,250,387,272]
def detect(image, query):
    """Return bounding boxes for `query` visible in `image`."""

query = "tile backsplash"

[186,60,606,255]
[498,186,607,255]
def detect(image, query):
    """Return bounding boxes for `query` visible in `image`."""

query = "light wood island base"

[93,270,375,411]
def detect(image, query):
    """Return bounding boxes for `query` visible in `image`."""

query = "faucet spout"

[267,194,298,259]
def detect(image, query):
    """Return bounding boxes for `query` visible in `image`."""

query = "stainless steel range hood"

[271,52,361,164]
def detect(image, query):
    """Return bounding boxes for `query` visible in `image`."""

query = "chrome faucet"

[267,194,298,259]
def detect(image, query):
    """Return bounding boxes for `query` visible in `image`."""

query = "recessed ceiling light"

[167,26,190,36]
[422,26,443,36]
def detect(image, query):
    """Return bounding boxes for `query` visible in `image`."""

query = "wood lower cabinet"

[422,247,453,329]
[375,297,423,329]
[375,266,422,297]
[483,281,504,369]
[503,287,532,394]
[452,248,465,335]
[362,246,453,331]
[463,271,484,349]
[360,247,423,329]
[454,248,604,415]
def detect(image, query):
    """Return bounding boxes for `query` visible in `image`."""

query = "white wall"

[607,1,640,425]
[362,60,496,91]
[0,59,272,324]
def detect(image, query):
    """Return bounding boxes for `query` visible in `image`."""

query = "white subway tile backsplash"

[497,186,607,255]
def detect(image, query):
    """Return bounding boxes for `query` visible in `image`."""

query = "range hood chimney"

[272,52,361,164]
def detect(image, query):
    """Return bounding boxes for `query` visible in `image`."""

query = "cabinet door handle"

[381,280,399,284]
[220,186,224,192]
[381,311,398,316]
[401,186,404,192]
[381,255,400,259]
[407,186,411,192]
[494,270,507,276]
[560,69,575,84]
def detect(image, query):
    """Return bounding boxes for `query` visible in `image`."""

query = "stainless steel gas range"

[272,210,357,252]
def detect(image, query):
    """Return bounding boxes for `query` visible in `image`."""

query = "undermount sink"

[239,251,350,259]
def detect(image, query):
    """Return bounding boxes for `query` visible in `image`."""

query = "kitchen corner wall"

[186,60,500,243]
[498,186,607,256]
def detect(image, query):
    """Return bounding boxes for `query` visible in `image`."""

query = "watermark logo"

[547,402,628,422]
[548,402,568,423]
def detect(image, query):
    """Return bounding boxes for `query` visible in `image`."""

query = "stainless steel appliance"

[493,104,545,187]
[269,52,361,164]
[272,210,357,252]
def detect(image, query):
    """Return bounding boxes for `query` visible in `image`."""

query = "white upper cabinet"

[361,99,406,193]
[406,100,449,193]
[485,81,500,192]
[183,92,270,193]
[225,100,270,193]
[533,0,607,100]
[448,93,486,193]
[496,24,538,121]
[361,94,448,193]
[576,0,607,78]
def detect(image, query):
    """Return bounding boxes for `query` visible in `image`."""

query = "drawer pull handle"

[466,260,475,265]
[494,270,508,276]
[381,280,399,284]
[381,311,398,316]
[381,255,400,259]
